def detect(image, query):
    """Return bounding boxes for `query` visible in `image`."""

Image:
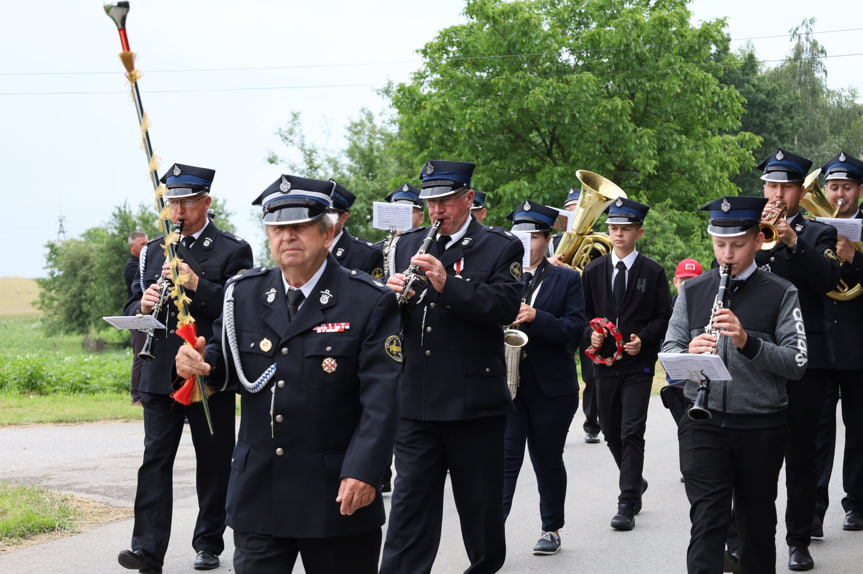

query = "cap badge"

[259,338,272,352]
[615,198,623,208]
[265,288,277,303]
[840,152,847,162]
[202,237,212,247]
[776,150,785,161]
[173,165,181,176]
[322,357,337,373]
[319,289,333,304]
[279,176,290,193]
[402,184,409,192]
[523,201,531,211]
[721,198,731,213]
[426,162,435,175]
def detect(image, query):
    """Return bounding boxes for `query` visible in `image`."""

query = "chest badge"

[202,237,213,247]
[322,357,338,373]
[259,338,272,352]
[265,288,277,304]
[336,247,345,257]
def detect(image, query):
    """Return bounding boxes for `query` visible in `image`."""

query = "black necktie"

[182,236,194,250]
[522,271,534,299]
[729,278,745,294]
[437,235,451,253]
[287,289,305,321]
[613,261,627,311]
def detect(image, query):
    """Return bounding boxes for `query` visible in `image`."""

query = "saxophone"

[396,220,442,305]
[688,264,731,420]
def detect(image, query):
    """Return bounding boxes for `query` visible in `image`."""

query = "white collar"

[281,259,328,301]
[611,249,638,269]
[440,214,473,249]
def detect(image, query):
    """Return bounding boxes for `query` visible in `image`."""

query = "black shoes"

[194,550,220,570]
[788,546,814,571]
[810,514,824,538]
[585,432,600,444]
[723,548,740,573]
[844,509,863,531]
[532,531,561,555]
[610,504,635,531]
[118,549,162,573]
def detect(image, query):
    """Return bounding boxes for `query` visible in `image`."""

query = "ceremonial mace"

[104,2,213,434]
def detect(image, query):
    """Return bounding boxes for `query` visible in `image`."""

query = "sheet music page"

[658,353,732,382]
[511,231,532,270]
[103,315,165,331]
[816,217,862,241]
[373,202,415,232]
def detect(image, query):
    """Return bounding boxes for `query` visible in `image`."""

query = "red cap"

[675,258,703,279]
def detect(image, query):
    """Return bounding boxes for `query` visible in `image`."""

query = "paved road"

[1,397,859,573]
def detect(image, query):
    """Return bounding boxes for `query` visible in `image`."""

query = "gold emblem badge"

[260,338,272,352]
[385,335,403,363]
[371,267,384,280]
[322,357,338,373]
[510,261,522,280]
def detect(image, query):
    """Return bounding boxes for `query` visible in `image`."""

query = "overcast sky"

[1,0,860,279]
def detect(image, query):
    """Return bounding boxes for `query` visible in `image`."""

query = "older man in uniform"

[381,160,524,573]
[813,152,863,535]
[119,163,253,573]
[176,174,401,574]
[328,179,383,279]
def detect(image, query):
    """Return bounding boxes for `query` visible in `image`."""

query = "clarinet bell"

[687,387,712,420]
[137,334,156,361]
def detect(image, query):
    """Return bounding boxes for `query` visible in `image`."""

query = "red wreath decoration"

[172,323,201,405]
[585,317,624,365]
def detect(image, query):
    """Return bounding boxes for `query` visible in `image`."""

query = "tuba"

[554,170,627,272]
[504,328,528,399]
[800,169,863,301]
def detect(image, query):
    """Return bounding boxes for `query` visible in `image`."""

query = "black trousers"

[784,369,828,548]
[381,416,507,574]
[595,371,652,508]
[814,369,863,519]
[579,346,601,434]
[679,417,786,574]
[502,377,578,532]
[233,528,380,574]
[129,329,146,403]
[131,390,236,563]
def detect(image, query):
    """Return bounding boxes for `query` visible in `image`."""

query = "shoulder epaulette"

[227,266,269,286]
[346,268,389,292]
[486,225,521,241]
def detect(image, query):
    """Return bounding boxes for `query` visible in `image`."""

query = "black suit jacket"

[394,218,524,420]
[582,252,672,376]
[124,220,253,395]
[518,264,585,397]
[822,211,863,370]
[206,256,401,538]
[755,214,840,370]
[332,229,384,279]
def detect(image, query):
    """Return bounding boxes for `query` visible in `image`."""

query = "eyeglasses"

[426,191,468,208]
[167,195,205,208]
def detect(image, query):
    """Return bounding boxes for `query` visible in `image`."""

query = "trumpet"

[688,264,731,420]
[397,220,442,305]
[760,201,787,250]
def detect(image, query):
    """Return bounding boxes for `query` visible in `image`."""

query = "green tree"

[387,0,759,278]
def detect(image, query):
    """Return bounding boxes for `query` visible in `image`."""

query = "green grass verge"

[0,392,144,426]
[0,482,77,542]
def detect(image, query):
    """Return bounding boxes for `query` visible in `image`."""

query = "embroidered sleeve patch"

[510,261,522,280]
[385,335,404,363]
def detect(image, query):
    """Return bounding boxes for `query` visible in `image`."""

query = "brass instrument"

[760,201,786,250]
[554,170,627,272]
[137,219,183,360]
[688,264,731,420]
[800,169,863,301]
[397,220,442,305]
[504,328,529,399]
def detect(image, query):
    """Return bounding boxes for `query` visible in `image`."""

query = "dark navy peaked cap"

[605,197,649,225]
[506,199,558,233]
[419,160,475,199]
[757,149,812,183]
[822,151,863,183]
[385,183,424,209]
[253,174,334,225]
[159,163,215,199]
[701,196,768,237]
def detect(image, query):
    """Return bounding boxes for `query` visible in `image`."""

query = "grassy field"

[0,276,40,318]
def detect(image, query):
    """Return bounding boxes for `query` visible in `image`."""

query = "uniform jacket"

[205,256,401,539]
[582,252,672,376]
[124,220,253,395]
[518,263,585,397]
[663,267,808,428]
[755,214,839,370]
[394,218,524,420]
[822,211,863,370]
[123,255,138,297]
[332,229,384,279]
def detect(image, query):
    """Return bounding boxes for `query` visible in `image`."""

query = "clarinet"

[137,220,184,360]
[688,264,731,420]
[397,220,442,305]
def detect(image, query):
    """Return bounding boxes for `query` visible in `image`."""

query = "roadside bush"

[0,352,130,395]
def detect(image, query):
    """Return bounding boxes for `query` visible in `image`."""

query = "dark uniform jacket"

[394,218,524,420]
[124,220,253,395]
[755,214,840,370]
[823,211,863,370]
[124,255,138,297]
[518,263,585,397]
[204,257,401,539]
[332,229,384,279]
[582,252,672,376]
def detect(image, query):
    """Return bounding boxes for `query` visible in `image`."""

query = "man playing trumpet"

[754,149,841,571]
